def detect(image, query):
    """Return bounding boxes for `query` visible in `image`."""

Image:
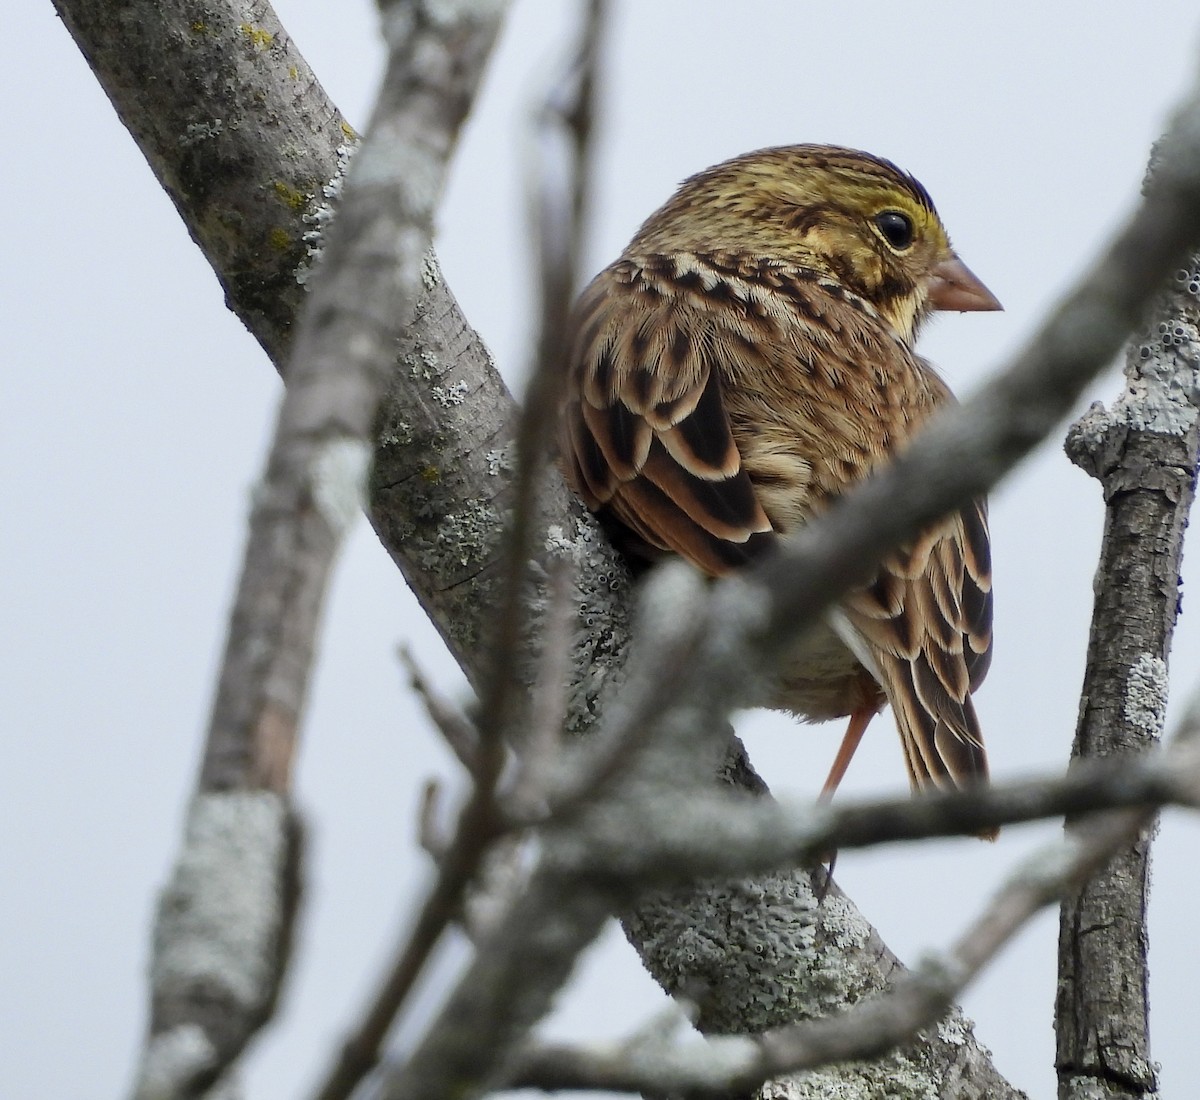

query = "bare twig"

[298,13,614,1099]
[508,558,577,814]
[417,780,447,862]
[507,732,1200,1096]
[473,0,610,771]
[505,812,1142,1096]
[125,2,505,1097]
[531,0,609,300]
[569,744,1200,886]
[398,645,481,776]
[311,787,508,1100]
[309,12,609,1100]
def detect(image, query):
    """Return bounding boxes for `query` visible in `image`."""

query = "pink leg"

[820,708,875,800]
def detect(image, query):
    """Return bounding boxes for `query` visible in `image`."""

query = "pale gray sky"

[6,2,1200,1097]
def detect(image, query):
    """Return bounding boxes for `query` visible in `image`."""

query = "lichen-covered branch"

[306,17,611,1100]
[506,750,1200,1098]
[1053,238,1200,1098]
[113,2,507,1096]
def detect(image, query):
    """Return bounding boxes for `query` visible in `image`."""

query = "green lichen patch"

[237,23,274,50]
[272,180,308,211]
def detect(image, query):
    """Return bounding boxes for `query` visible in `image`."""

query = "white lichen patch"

[297,141,356,285]
[378,415,413,448]
[151,791,289,1011]
[486,442,516,476]
[427,498,500,569]
[1115,314,1200,434]
[1068,400,1115,454]
[430,380,470,407]
[1125,653,1168,738]
[311,437,370,535]
[1062,1082,1130,1100]
[179,119,224,147]
[1175,264,1200,300]
[763,1049,940,1100]
[814,890,873,955]
[544,513,603,564]
[935,1010,972,1047]
[420,247,441,291]
[405,348,441,381]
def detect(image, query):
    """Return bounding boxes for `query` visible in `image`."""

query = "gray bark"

[1056,256,1200,1098]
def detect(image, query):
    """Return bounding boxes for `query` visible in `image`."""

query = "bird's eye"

[875,210,914,250]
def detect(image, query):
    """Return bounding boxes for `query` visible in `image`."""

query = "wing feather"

[842,506,993,792]
[560,266,774,571]
[559,256,994,796]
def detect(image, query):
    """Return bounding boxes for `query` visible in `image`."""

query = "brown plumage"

[559,144,1000,802]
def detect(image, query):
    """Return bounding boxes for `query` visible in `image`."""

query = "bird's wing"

[838,498,993,791]
[559,262,777,575]
[559,259,993,793]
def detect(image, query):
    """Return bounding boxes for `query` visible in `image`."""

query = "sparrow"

[558,144,1000,805]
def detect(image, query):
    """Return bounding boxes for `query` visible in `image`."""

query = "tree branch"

[504,802,1167,1097]
[1054,232,1200,1097]
[113,2,506,1096]
[506,693,1200,1098]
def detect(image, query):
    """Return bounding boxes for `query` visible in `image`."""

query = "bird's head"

[628,144,1000,343]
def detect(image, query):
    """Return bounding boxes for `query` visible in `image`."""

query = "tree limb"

[507,788,1187,1097]
[102,2,507,1096]
[1054,239,1200,1097]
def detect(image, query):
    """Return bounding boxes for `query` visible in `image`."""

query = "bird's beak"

[927,255,1002,313]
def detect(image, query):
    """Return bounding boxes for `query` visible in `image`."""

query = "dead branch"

[1054,233,1200,1097]
[122,2,507,1096]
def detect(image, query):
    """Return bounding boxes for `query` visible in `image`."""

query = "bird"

[557,144,1000,807]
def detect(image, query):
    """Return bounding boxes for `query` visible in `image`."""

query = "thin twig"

[472,0,609,772]
[417,779,447,862]
[508,558,577,815]
[308,11,606,1100]
[398,645,481,776]
[569,744,1200,887]
[310,787,506,1100]
[506,735,1200,1096]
